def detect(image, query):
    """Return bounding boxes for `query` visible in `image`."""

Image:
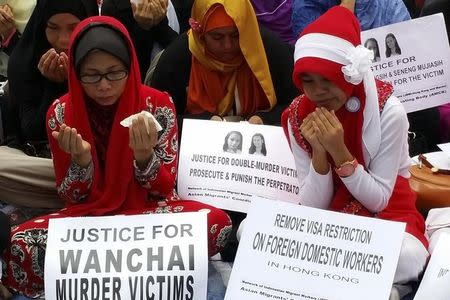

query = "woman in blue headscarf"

[291,0,411,38]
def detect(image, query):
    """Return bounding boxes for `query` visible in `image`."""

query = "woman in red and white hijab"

[282,2,428,297]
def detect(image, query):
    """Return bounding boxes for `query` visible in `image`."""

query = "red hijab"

[48,16,148,216]
[284,7,370,214]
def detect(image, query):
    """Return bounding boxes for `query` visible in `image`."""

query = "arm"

[291,0,337,37]
[256,27,298,125]
[1,29,20,56]
[340,0,355,12]
[12,74,67,142]
[46,101,94,204]
[133,91,178,197]
[150,33,190,115]
[57,161,93,203]
[287,121,334,208]
[341,97,410,212]
[151,17,178,48]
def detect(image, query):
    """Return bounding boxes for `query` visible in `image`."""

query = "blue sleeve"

[356,0,411,31]
[291,0,338,38]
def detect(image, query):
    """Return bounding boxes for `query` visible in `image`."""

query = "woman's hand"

[38,49,68,82]
[300,112,329,174]
[340,0,355,12]
[129,115,158,168]
[300,113,325,154]
[248,115,264,125]
[131,0,168,30]
[52,124,92,167]
[311,107,353,166]
[0,5,15,39]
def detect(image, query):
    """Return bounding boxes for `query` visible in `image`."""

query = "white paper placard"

[44,212,208,300]
[437,143,450,160]
[411,151,450,170]
[414,233,450,300]
[225,199,405,300]
[177,119,299,213]
[361,14,450,113]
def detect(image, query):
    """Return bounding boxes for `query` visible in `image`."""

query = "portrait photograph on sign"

[177,119,299,213]
[361,13,450,113]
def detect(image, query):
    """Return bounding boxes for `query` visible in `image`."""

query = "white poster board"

[178,119,299,213]
[225,199,405,300]
[45,212,208,300]
[361,13,450,112]
[437,143,450,159]
[414,233,450,300]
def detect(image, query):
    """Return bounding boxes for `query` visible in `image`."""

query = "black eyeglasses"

[80,70,128,84]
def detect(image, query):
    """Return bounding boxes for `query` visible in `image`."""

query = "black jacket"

[151,26,298,126]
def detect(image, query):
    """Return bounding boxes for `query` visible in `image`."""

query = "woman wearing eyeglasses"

[1,16,231,298]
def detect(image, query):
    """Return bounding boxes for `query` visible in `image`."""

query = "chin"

[94,96,118,106]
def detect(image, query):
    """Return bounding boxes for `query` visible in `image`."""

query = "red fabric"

[292,7,361,96]
[283,80,428,247]
[4,201,232,297]
[46,16,163,216]
[85,97,118,169]
[204,5,235,32]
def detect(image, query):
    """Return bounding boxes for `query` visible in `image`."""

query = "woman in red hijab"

[1,16,231,298]
[282,3,428,299]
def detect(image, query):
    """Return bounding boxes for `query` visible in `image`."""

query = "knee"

[394,234,429,283]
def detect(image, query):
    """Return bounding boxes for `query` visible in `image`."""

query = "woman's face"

[204,26,241,62]
[45,13,80,53]
[386,36,396,50]
[300,72,347,111]
[252,135,263,148]
[79,50,129,106]
[366,40,378,53]
[227,133,241,151]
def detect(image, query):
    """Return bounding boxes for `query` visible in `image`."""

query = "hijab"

[48,16,147,216]
[7,0,91,142]
[187,0,276,117]
[288,6,381,214]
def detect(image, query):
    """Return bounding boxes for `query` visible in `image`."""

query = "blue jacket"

[291,0,411,38]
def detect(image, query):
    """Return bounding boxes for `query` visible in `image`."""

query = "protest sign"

[361,14,450,112]
[414,233,450,300]
[225,199,405,300]
[437,143,450,159]
[177,119,299,213]
[44,212,208,300]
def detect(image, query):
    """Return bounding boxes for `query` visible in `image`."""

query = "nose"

[97,77,111,90]
[58,31,72,51]
[223,36,233,50]
[311,82,328,97]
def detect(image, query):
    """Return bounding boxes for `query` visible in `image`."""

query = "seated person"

[151,0,297,261]
[282,3,428,298]
[0,0,36,79]
[0,16,231,298]
[0,0,91,214]
[0,1,37,142]
[150,0,297,126]
[102,0,190,79]
[292,0,411,37]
